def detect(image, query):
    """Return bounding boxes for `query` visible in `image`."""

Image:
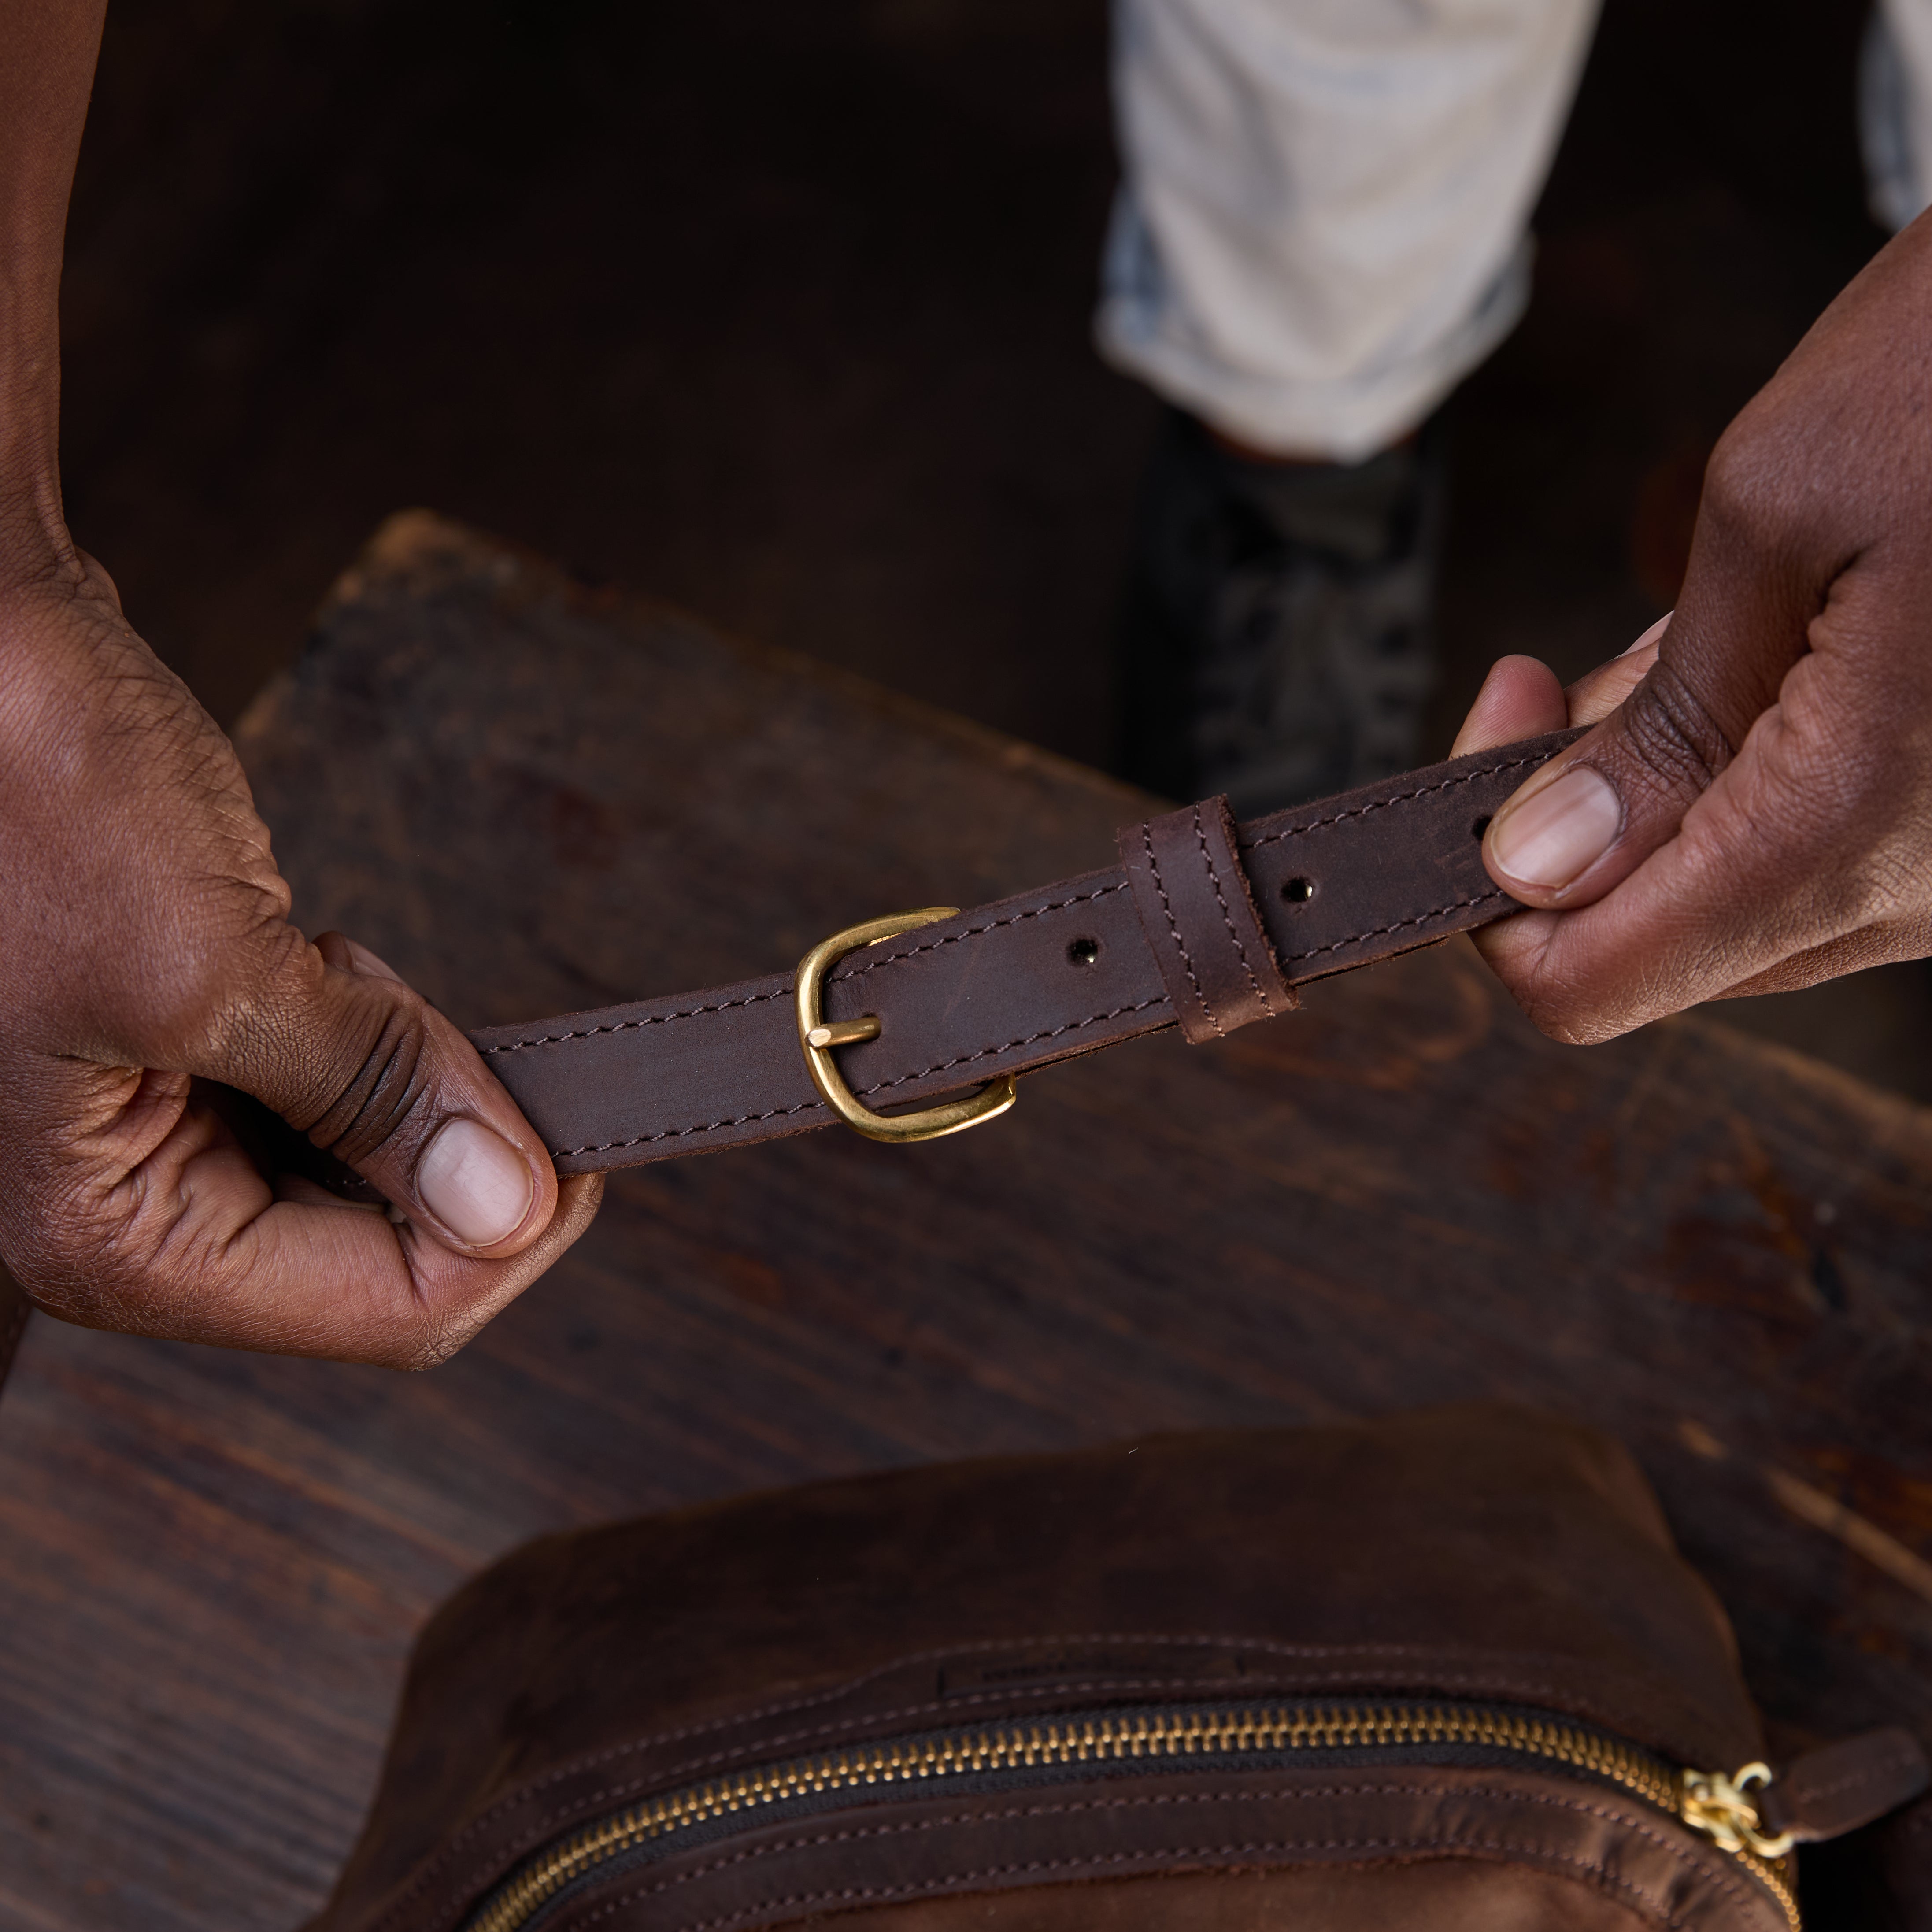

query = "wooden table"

[5,512,1932,1931]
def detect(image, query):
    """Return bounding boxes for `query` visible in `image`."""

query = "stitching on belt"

[1245,751,1547,853]
[841,880,1133,979]
[1192,804,1267,1008]
[543,883,1505,1157]
[545,997,1172,1158]
[1281,891,1510,966]
[491,747,1553,1057]
[1140,822,1218,1036]
[851,996,1170,1099]
[488,882,1134,1057]
[552,1100,825,1158]
[484,987,791,1056]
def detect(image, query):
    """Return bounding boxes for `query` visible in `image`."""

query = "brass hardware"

[462,1701,1799,1932]
[807,1016,881,1050]
[794,907,1017,1144]
[1680,1761,1796,1861]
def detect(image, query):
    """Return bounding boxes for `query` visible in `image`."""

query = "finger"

[1563,614,1670,727]
[1467,618,1891,1040]
[1479,429,1818,912]
[1451,615,1669,766]
[10,1054,605,1360]
[1451,655,1568,757]
[233,1168,607,1365]
[207,929,560,1257]
[315,929,404,984]
[1704,919,1932,1002]
[1454,625,1669,984]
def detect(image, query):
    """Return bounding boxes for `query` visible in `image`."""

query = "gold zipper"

[463,1701,1799,1932]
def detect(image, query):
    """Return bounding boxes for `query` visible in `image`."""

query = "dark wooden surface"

[5,511,1932,1931]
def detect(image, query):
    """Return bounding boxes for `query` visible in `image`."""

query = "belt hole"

[1067,937,1100,966]
[1281,877,1314,903]
[1471,814,1493,841]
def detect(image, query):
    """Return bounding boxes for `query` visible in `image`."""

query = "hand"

[1453,213,1932,1044]
[0,556,602,1364]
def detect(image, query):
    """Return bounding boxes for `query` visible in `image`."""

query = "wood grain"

[3,511,1930,1929]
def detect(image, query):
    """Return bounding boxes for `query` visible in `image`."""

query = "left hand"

[0,554,603,1365]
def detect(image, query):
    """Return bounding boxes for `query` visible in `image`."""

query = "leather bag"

[307,1406,1927,1932]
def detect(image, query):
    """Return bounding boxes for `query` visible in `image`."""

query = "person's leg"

[1103,0,1599,812]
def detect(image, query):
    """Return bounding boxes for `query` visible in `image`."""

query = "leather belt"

[471,730,1582,1176]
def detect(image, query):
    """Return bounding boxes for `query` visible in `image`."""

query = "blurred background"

[56,0,1932,1095]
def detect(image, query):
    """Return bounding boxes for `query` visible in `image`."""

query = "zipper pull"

[1680,1728,1930,1856]
[1680,1762,1793,1859]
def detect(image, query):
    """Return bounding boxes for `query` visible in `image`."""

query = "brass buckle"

[795,907,1018,1144]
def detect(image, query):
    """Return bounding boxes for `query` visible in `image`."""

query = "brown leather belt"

[471,730,1581,1176]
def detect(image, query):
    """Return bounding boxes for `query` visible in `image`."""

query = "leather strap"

[471,730,1583,1176]
[1120,796,1298,1044]
[1758,1728,1931,1842]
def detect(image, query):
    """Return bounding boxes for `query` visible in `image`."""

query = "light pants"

[1100,0,1932,464]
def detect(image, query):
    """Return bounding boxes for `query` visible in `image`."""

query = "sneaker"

[1118,407,1446,817]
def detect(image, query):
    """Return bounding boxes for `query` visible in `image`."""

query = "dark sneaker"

[1118,407,1446,816]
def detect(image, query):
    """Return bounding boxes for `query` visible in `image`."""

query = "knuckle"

[145,950,268,1062]
[2,1242,91,1327]
[300,996,436,1168]
[1698,425,1770,529]
[129,916,301,1070]
[400,1330,463,1372]
[1491,933,1644,1047]
[395,1299,489,1371]
[6,1199,175,1335]
[1614,657,1734,802]
[1699,411,1809,547]
[1520,995,1614,1049]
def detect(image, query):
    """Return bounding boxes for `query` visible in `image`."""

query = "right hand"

[1455,211,1932,1045]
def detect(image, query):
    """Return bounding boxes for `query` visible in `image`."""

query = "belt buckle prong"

[793,907,1018,1144]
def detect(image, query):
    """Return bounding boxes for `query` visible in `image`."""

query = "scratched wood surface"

[4,511,1931,1931]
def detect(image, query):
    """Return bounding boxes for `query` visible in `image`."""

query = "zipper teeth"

[464,1703,1798,1932]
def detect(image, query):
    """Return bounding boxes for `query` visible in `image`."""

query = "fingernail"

[1620,612,1672,657]
[1488,765,1622,889]
[345,939,405,984]
[416,1118,534,1247]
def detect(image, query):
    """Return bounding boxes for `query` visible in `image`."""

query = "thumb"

[1479,431,1817,910]
[211,930,557,1255]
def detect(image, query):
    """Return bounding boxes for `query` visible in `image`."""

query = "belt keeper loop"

[1118,796,1298,1046]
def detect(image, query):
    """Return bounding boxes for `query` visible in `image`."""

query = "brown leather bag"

[308,1406,1926,1932]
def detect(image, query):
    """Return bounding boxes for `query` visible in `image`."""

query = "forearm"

[0,0,109,581]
